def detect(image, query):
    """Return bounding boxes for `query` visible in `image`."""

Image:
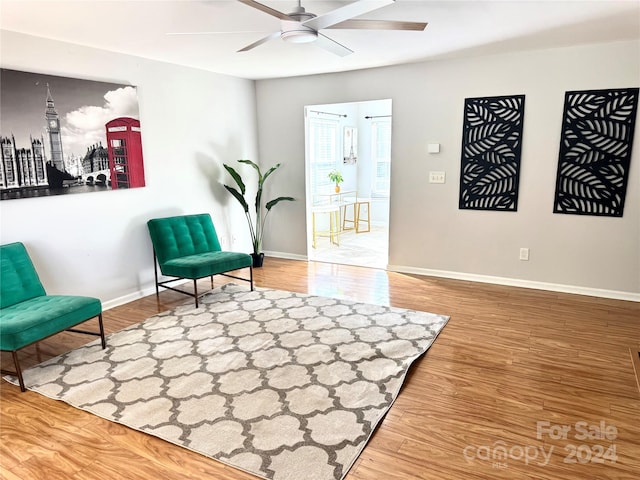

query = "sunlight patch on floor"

[309,225,388,269]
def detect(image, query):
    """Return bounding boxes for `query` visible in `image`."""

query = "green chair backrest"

[0,242,47,309]
[147,213,222,265]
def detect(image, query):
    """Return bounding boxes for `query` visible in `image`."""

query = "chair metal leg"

[98,313,106,349]
[6,311,106,393]
[12,351,26,392]
[194,279,199,308]
[66,313,108,346]
[153,247,160,298]
[250,266,254,291]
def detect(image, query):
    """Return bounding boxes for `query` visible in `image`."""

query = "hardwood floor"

[1,258,639,479]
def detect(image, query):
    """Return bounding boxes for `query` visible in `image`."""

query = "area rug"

[7,284,448,480]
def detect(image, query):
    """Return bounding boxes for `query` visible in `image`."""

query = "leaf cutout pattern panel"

[459,95,525,211]
[553,88,639,217]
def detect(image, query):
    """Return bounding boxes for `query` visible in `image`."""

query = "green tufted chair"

[147,213,253,307]
[0,242,105,392]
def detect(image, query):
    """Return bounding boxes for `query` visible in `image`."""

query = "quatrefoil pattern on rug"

[13,284,448,480]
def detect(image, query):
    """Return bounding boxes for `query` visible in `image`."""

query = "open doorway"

[304,99,391,269]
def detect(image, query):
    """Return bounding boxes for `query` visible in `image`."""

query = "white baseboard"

[102,278,191,311]
[102,286,157,311]
[264,250,308,261]
[101,259,638,311]
[387,264,640,302]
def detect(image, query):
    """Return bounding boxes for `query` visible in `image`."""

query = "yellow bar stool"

[354,198,371,233]
[341,196,371,233]
[312,204,341,248]
[341,196,357,231]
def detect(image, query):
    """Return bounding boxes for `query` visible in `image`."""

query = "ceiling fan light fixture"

[281,28,318,43]
[281,16,318,44]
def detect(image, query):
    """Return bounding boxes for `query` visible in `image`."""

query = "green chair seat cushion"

[0,295,102,351]
[161,251,252,279]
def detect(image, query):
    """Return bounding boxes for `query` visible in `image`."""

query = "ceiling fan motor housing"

[281,6,318,43]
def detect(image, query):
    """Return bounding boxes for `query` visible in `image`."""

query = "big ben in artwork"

[44,84,65,172]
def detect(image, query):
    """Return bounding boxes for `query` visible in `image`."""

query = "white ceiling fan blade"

[238,31,280,52]
[314,33,353,57]
[327,19,427,31]
[167,31,267,36]
[237,0,292,21]
[304,0,395,31]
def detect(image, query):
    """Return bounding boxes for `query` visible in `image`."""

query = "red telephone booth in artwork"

[105,117,145,189]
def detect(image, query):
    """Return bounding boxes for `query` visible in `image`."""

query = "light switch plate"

[428,143,440,154]
[429,171,446,183]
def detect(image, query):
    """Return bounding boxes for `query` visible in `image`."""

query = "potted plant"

[328,169,344,193]
[223,159,294,267]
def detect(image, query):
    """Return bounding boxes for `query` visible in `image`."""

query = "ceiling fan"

[235,0,428,56]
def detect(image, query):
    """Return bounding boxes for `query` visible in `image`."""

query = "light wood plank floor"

[1,258,639,479]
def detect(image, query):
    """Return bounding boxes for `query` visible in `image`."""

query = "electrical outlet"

[429,171,446,184]
[519,248,530,261]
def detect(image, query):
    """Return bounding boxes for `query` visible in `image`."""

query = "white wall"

[0,30,259,306]
[2,32,638,301]
[256,40,640,298]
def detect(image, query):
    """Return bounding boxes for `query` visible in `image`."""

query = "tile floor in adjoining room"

[309,225,388,269]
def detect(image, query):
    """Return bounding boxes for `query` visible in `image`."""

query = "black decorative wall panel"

[553,88,639,217]
[459,95,525,211]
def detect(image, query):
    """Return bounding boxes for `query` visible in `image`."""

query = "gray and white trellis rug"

[7,283,449,480]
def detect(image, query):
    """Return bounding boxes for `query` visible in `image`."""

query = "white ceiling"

[1,0,639,80]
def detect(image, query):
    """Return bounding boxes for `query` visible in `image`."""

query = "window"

[371,120,391,196]
[111,138,126,156]
[309,117,339,198]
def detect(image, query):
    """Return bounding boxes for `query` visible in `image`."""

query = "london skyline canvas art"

[0,68,145,200]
